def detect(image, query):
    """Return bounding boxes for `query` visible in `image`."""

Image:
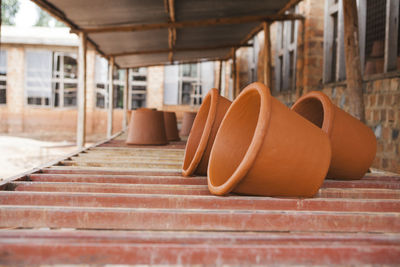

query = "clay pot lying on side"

[208,82,331,197]
[180,112,197,136]
[291,91,376,180]
[126,109,168,145]
[182,88,231,176]
[163,111,181,141]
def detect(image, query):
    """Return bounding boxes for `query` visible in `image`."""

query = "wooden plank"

[27,174,206,185]
[232,48,238,98]
[384,0,399,72]
[76,32,87,148]
[70,155,183,163]
[218,60,223,93]
[358,0,367,74]
[0,205,399,233]
[7,181,400,199]
[10,182,210,195]
[1,191,400,212]
[107,57,114,138]
[59,160,182,169]
[0,230,399,265]
[263,22,272,88]
[83,14,305,34]
[342,0,365,121]
[337,0,346,81]
[323,0,335,83]
[40,167,182,176]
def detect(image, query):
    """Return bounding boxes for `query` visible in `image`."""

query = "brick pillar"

[7,47,25,133]
[147,66,164,109]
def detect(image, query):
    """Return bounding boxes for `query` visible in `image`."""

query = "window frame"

[0,50,7,105]
[275,7,299,92]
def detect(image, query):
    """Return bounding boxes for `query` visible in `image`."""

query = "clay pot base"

[126,110,168,145]
[291,91,377,180]
[164,111,181,142]
[182,88,231,176]
[208,82,331,197]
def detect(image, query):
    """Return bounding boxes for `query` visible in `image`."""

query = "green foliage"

[1,0,20,26]
[34,7,65,27]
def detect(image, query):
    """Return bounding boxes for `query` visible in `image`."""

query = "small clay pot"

[207,82,331,197]
[163,111,181,141]
[126,109,168,145]
[291,91,377,180]
[182,88,231,176]
[370,40,384,57]
[180,112,197,136]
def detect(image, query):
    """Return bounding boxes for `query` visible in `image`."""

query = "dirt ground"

[0,135,94,180]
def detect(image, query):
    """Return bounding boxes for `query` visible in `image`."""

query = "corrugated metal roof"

[31,0,302,68]
[0,132,399,265]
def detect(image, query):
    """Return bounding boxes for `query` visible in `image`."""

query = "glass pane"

[182,64,198,77]
[64,55,77,79]
[364,0,387,75]
[181,81,192,105]
[64,83,77,107]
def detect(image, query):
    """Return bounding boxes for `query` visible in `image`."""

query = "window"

[164,62,214,106]
[0,50,6,104]
[324,0,399,81]
[25,50,78,107]
[275,8,299,91]
[323,0,346,83]
[95,55,108,108]
[129,67,147,109]
[95,56,145,109]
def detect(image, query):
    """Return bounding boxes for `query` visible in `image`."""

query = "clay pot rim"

[291,91,335,137]
[182,88,219,176]
[207,82,272,195]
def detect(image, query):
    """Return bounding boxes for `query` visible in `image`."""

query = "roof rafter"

[82,14,304,34]
[109,43,252,58]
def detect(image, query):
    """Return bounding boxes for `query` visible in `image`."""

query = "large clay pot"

[291,91,377,180]
[182,88,231,176]
[207,82,331,197]
[180,112,197,136]
[126,109,168,145]
[163,111,181,141]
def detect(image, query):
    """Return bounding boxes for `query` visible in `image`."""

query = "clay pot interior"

[182,95,211,173]
[209,90,260,187]
[182,88,231,176]
[290,98,324,129]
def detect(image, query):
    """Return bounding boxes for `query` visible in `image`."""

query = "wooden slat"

[40,167,182,176]
[10,182,210,195]
[59,160,182,169]
[0,205,399,233]
[27,174,207,185]
[1,191,400,212]
[0,230,398,265]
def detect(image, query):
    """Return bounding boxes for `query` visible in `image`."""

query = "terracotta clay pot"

[370,40,384,57]
[207,82,331,197]
[182,88,231,176]
[163,111,181,141]
[126,109,168,145]
[291,91,377,180]
[180,112,197,136]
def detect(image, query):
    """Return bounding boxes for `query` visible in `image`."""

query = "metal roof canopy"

[31,0,303,68]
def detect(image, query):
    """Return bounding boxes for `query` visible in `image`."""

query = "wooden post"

[122,68,129,130]
[232,48,237,98]
[218,60,223,94]
[76,32,87,148]
[107,57,114,138]
[342,0,365,122]
[263,21,272,88]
